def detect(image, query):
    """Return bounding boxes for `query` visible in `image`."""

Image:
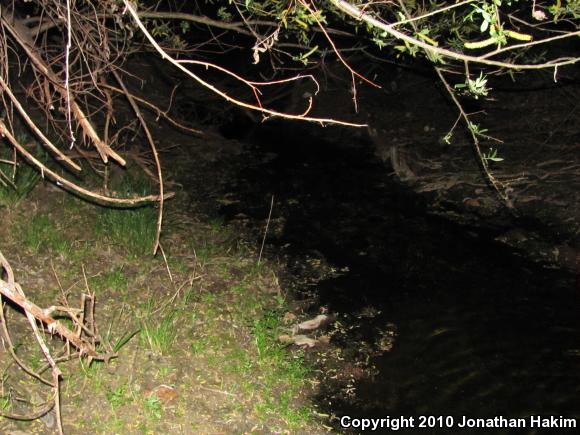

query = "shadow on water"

[220,120,580,434]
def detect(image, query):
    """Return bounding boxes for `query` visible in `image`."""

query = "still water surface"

[221,123,580,434]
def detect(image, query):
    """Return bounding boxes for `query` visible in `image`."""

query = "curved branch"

[0,75,81,171]
[99,83,203,135]
[112,70,165,255]
[328,0,580,70]
[121,0,366,128]
[0,120,172,206]
[138,11,259,36]
[29,9,355,40]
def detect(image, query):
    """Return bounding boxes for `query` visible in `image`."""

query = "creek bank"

[146,53,580,274]
[137,55,580,432]
[360,68,580,274]
[243,60,580,273]
[165,62,580,431]
[202,123,580,433]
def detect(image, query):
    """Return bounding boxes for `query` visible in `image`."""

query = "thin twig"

[258,195,274,266]
[121,0,367,128]
[111,69,165,254]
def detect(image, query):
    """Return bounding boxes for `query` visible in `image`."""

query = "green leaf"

[480,19,489,32]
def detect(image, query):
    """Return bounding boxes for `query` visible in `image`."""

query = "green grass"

[249,308,312,426]
[139,305,179,355]
[253,311,282,362]
[0,145,41,208]
[168,257,190,275]
[106,384,132,410]
[156,366,170,378]
[94,205,158,258]
[186,218,238,267]
[190,336,210,355]
[0,395,11,414]
[111,329,140,353]
[0,165,321,433]
[223,347,253,376]
[189,279,313,428]
[90,267,129,294]
[0,164,40,208]
[93,170,159,258]
[190,241,220,265]
[208,215,226,232]
[79,359,106,390]
[143,395,163,421]
[20,214,72,255]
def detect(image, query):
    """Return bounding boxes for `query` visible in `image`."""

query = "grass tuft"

[94,205,158,257]
[0,142,41,208]
[139,302,179,355]
[106,384,132,410]
[143,395,163,420]
[93,171,158,257]
[21,214,72,255]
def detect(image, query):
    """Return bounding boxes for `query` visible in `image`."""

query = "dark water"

[219,121,580,434]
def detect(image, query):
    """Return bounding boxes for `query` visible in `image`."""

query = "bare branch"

[121,0,366,128]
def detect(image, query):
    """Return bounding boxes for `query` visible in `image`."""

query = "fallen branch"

[0,253,109,360]
[0,251,112,433]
